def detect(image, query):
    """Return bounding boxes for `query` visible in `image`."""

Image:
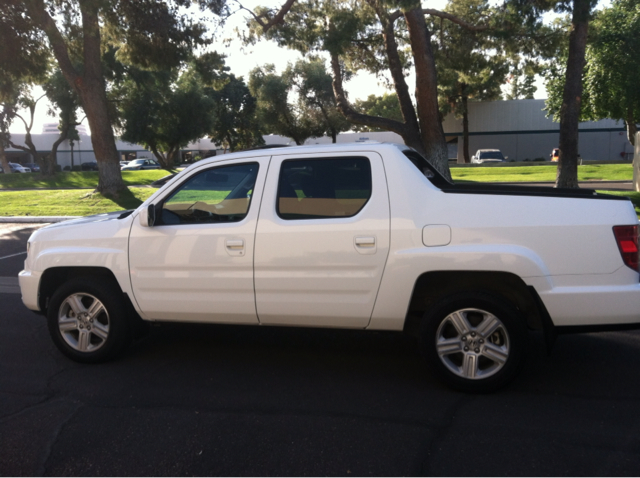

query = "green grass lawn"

[451,164,633,182]
[1,187,638,219]
[0,188,156,216]
[0,170,172,189]
[0,163,637,218]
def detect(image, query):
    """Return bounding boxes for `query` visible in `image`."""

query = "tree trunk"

[151,147,171,169]
[8,135,45,173]
[49,129,70,176]
[625,108,637,146]
[0,140,10,175]
[369,1,424,152]
[404,7,451,180]
[168,147,180,169]
[30,0,126,194]
[556,0,590,189]
[462,94,470,163]
[329,54,425,154]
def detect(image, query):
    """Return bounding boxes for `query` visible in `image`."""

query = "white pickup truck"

[19,143,640,392]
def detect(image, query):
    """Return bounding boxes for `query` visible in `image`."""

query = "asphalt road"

[3,224,640,476]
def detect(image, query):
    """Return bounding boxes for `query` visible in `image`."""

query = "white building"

[441,99,632,162]
[41,123,88,136]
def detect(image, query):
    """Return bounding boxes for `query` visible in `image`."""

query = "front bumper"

[18,269,42,312]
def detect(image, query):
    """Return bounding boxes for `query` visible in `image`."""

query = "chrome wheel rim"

[435,308,510,380]
[58,293,110,353]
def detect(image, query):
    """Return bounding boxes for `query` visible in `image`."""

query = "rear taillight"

[613,225,639,273]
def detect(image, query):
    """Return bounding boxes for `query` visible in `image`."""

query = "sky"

[8,0,591,135]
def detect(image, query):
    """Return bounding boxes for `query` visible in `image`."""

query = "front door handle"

[225,239,245,256]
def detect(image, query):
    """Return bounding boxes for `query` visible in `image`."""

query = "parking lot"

[2,223,640,476]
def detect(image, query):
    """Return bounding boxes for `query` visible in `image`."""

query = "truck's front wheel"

[47,278,132,363]
[422,292,527,393]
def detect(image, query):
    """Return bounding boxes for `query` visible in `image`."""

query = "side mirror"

[139,204,156,227]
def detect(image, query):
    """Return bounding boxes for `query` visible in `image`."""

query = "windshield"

[479,151,504,160]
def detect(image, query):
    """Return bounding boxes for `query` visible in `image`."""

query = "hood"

[42,209,134,230]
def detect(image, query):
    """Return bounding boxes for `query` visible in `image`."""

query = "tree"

[431,0,510,163]
[555,0,597,187]
[288,58,352,142]
[582,0,640,145]
[243,0,557,180]
[543,0,598,188]
[43,69,83,176]
[207,75,264,152]
[504,61,538,100]
[119,68,217,169]
[0,1,49,174]
[248,64,324,145]
[5,92,48,173]
[2,0,224,194]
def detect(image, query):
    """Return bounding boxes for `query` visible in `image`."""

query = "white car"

[121,158,161,171]
[471,149,506,164]
[19,143,640,392]
[1,162,31,173]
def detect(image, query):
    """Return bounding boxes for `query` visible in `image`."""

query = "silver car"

[121,159,161,171]
[0,162,32,173]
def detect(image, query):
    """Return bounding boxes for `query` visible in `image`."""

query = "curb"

[0,216,81,224]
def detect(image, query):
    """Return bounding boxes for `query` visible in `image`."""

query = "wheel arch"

[403,270,549,338]
[39,267,135,318]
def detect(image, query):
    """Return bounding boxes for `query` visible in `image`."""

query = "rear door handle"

[355,237,375,246]
[354,236,376,254]
[225,239,245,256]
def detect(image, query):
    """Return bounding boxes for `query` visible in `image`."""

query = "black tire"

[422,292,527,393]
[47,277,132,363]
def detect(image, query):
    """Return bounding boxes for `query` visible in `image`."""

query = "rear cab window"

[276,157,372,220]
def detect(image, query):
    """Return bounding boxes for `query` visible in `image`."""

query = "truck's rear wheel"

[422,292,527,393]
[47,278,132,363]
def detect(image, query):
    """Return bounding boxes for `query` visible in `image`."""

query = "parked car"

[19,143,640,393]
[471,149,506,164]
[1,162,31,173]
[121,159,161,171]
[80,161,99,171]
[23,163,41,173]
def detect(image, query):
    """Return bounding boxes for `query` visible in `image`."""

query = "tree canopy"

[249,63,326,145]
[242,0,562,178]
[118,64,216,169]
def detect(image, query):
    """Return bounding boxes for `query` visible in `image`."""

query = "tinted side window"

[160,162,259,225]
[277,157,371,220]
